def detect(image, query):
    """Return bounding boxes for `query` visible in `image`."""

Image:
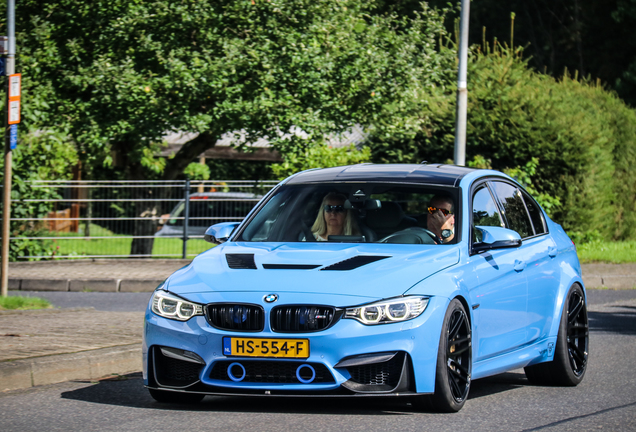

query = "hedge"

[368,45,636,241]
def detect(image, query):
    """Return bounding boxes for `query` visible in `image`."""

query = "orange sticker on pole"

[8,74,21,124]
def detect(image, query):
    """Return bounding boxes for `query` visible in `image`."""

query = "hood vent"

[321,255,390,271]
[226,254,257,269]
[262,264,321,270]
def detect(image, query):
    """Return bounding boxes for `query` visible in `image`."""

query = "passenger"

[426,195,455,244]
[311,192,360,241]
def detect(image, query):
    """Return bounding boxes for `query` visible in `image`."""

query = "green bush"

[272,144,371,180]
[0,131,78,260]
[368,44,636,240]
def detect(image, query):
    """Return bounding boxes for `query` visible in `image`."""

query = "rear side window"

[520,190,546,235]
[489,182,533,238]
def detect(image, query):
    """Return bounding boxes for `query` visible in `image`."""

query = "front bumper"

[142,295,448,396]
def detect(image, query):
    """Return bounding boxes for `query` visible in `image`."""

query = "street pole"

[1,0,15,297]
[182,179,190,259]
[454,0,470,167]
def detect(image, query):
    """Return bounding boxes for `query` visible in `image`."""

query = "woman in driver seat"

[311,192,360,241]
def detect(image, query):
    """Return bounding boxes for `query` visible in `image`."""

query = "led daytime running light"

[345,296,429,325]
[151,290,203,321]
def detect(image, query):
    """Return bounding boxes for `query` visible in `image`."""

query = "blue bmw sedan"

[143,164,588,412]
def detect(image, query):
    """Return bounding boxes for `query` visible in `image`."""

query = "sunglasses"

[428,206,453,216]
[324,205,345,213]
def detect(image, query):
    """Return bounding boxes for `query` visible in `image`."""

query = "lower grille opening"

[153,346,204,388]
[341,352,407,392]
[209,360,335,384]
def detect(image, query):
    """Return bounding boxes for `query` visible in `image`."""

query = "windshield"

[238,183,459,245]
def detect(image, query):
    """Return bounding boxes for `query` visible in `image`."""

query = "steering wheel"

[379,227,439,245]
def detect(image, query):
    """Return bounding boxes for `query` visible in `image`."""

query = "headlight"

[344,296,429,325]
[151,289,204,321]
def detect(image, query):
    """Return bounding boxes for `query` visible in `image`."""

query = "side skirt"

[472,336,557,380]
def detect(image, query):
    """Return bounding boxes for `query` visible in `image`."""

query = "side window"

[489,182,534,238]
[521,190,546,235]
[471,186,504,243]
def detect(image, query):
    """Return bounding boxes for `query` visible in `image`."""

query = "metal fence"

[6,179,278,259]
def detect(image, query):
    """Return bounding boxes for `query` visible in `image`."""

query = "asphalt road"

[1,290,635,431]
[10,287,636,312]
[9,290,153,312]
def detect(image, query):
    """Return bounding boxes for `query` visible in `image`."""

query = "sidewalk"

[7,259,192,292]
[2,259,191,392]
[1,260,635,393]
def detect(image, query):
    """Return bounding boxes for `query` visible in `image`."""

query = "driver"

[426,195,455,244]
[310,192,360,241]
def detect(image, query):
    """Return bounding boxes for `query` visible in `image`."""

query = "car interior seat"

[365,201,418,239]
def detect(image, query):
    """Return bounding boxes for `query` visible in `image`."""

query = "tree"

[10,0,454,254]
[0,131,79,261]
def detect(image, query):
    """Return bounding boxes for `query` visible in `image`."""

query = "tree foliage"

[10,0,453,181]
[421,0,636,106]
[0,131,79,260]
[271,144,371,180]
[368,44,636,240]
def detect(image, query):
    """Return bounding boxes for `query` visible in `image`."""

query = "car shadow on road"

[588,305,636,335]
[61,370,529,414]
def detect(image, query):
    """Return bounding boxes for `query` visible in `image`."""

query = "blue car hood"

[166,242,460,302]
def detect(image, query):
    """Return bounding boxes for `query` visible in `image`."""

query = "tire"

[415,299,472,413]
[148,388,205,404]
[524,283,589,386]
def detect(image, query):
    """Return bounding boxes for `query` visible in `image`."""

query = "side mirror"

[204,222,240,244]
[473,226,522,253]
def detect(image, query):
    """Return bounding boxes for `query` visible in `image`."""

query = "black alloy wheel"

[445,305,472,404]
[524,283,588,386]
[565,287,589,377]
[416,299,472,413]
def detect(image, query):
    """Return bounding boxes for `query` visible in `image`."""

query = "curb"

[10,278,165,293]
[582,274,636,289]
[0,344,141,392]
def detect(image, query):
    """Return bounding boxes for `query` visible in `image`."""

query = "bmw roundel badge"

[264,294,278,303]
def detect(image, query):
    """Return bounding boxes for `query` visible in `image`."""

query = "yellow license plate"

[223,337,310,358]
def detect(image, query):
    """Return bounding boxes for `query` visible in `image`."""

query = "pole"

[182,178,190,259]
[1,0,15,297]
[454,0,470,167]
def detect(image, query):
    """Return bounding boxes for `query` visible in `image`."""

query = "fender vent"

[226,254,257,269]
[321,255,390,271]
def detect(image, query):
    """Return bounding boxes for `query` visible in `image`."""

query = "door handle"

[548,246,557,258]
[514,260,526,272]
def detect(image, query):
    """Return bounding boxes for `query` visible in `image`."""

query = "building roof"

[160,126,368,161]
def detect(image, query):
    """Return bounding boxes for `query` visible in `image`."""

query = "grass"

[45,224,212,258]
[0,295,52,310]
[25,224,636,263]
[576,240,636,264]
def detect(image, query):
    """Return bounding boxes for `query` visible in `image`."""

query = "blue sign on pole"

[0,57,5,76]
[9,124,17,149]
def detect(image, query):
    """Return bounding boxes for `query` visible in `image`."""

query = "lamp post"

[454,0,470,167]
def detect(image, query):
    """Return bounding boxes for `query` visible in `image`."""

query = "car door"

[468,183,529,362]
[490,181,559,343]
[488,181,560,345]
